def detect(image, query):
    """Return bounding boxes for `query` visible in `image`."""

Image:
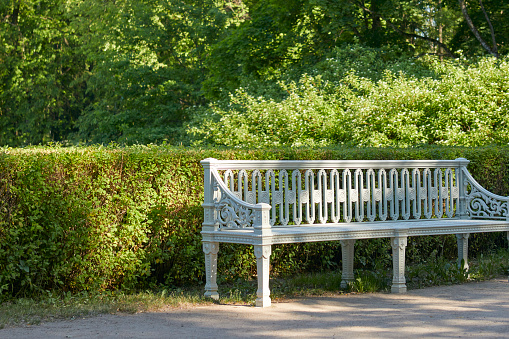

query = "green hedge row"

[0,145,508,298]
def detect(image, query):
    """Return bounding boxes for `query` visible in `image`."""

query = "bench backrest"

[202,158,478,229]
[202,158,509,230]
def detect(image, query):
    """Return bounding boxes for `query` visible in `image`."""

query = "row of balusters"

[218,168,461,226]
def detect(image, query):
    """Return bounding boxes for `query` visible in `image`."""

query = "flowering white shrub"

[188,52,509,147]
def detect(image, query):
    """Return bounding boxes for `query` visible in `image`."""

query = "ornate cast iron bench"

[201,158,509,307]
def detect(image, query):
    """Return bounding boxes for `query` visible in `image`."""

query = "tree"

[0,0,89,146]
[73,0,233,144]
[458,0,497,57]
[349,0,462,57]
[453,0,508,57]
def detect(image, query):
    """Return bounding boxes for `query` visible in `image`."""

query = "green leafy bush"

[0,145,508,299]
[189,53,509,148]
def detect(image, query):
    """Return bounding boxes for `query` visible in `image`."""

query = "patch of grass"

[271,271,343,298]
[406,248,509,290]
[468,248,509,280]
[0,288,213,329]
[218,279,257,305]
[349,270,391,293]
[406,256,469,289]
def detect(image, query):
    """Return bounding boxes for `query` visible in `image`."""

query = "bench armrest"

[211,168,272,233]
[462,168,509,220]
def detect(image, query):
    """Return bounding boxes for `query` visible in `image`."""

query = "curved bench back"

[202,159,476,229]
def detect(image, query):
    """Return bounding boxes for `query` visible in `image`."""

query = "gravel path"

[2,278,508,338]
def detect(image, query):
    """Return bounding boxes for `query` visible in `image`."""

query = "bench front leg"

[254,244,272,307]
[203,241,220,300]
[456,233,470,271]
[340,239,356,288]
[391,235,407,293]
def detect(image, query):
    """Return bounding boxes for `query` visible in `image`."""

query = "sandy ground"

[1,278,509,338]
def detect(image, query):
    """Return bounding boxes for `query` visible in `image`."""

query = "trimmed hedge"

[0,145,508,298]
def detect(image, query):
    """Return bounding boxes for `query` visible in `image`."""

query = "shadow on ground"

[2,278,509,338]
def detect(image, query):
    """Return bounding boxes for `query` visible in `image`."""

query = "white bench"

[201,158,509,307]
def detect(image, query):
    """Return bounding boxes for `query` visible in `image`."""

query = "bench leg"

[340,239,356,288]
[254,244,272,307]
[203,241,220,300]
[391,236,407,293]
[456,233,470,271]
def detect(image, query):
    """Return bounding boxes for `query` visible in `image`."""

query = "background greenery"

[0,0,508,147]
[1,145,508,299]
[1,0,509,302]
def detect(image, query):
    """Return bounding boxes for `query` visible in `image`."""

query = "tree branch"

[458,0,498,57]
[353,0,456,57]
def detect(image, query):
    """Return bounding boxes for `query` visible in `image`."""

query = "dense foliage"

[1,145,508,298]
[1,0,508,147]
[189,50,509,147]
[2,0,509,302]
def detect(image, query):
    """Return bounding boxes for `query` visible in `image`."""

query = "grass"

[0,288,214,329]
[406,247,509,290]
[1,248,508,329]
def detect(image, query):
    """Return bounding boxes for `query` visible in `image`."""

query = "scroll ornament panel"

[465,180,509,219]
[213,175,256,229]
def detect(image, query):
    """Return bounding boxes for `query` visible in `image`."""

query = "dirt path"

[2,278,509,338]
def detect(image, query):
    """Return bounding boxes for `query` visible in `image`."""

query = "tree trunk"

[439,0,444,62]
[11,0,21,25]
[371,0,383,46]
[478,0,498,56]
[371,0,382,30]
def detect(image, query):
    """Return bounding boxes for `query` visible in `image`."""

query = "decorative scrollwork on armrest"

[465,186,509,219]
[212,170,258,229]
[215,195,256,229]
[463,169,509,220]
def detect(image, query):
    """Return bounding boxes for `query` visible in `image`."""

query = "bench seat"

[203,219,509,244]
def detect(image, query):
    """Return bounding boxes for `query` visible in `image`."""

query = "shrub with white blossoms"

[188,52,509,148]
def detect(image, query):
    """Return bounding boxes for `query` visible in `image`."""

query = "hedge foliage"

[1,145,508,299]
